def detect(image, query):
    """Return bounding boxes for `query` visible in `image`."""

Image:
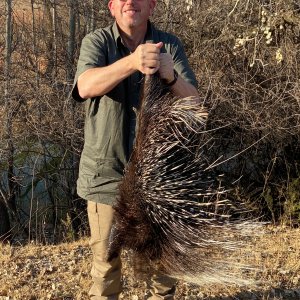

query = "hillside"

[0,226,300,300]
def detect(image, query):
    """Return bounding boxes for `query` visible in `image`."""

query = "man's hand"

[131,42,163,74]
[129,41,199,99]
[131,42,175,82]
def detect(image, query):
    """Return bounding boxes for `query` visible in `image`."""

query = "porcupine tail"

[107,73,263,286]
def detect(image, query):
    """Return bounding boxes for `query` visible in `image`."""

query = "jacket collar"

[112,21,157,49]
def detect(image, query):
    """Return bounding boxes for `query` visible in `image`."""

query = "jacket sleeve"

[71,31,107,102]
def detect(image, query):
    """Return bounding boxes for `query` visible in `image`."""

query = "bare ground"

[0,226,300,300]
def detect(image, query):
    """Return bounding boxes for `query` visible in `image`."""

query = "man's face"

[108,0,156,31]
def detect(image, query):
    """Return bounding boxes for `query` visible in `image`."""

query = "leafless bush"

[154,0,300,223]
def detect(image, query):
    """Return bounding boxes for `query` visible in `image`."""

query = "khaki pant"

[87,201,176,300]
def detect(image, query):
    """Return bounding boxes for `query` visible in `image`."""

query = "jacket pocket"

[95,158,124,179]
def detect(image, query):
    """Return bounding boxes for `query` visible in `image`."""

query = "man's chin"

[125,21,141,29]
[123,16,146,27]
[117,18,147,31]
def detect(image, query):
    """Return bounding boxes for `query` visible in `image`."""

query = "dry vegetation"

[166,0,300,224]
[0,226,300,299]
[1,0,300,299]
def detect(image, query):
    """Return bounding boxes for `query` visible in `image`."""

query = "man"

[72,0,199,299]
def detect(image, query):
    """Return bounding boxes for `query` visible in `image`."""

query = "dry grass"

[0,226,300,300]
[187,226,300,299]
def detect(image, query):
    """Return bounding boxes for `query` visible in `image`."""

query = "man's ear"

[149,0,157,15]
[108,0,115,17]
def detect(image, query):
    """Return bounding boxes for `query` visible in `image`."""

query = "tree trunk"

[90,0,95,32]
[67,0,83,237]
[51,0,57,78]
[67,0,76,82]
[0,199,11,242]
[2,0,16,240]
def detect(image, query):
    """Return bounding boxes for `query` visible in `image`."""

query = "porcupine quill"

[107,73,262,286]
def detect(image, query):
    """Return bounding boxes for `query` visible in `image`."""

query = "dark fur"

[107,74,173,261]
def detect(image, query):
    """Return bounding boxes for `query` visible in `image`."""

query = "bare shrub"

[154,0,300,223]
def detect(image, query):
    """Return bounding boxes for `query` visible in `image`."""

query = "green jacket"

[72,21,198,205]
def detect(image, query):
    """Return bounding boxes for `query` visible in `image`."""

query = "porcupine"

[107,73,261,286]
